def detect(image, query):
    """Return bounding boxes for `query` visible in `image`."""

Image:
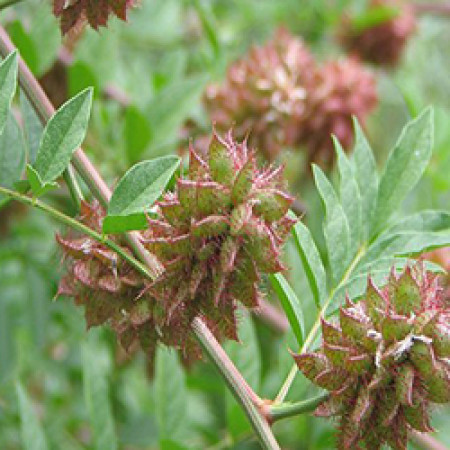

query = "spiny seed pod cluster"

[53,0,135,35]
[203,28,377,167]
[294,264,450,450]
[57,131,295,369]
[338,0,416,67]
[204,28,316,161]
[299,58,378,167]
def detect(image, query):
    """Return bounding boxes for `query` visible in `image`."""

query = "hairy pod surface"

[57,131,296,369]
[294,264,450,450]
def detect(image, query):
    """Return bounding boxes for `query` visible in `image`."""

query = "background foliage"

[0,0,449,448]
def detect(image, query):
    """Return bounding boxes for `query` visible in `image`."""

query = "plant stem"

[0,0,25,11]
[266,393,329,424]
[0,27,281,449]
[63,165,83,211]
[275,245,367,403]
[0,187,280,447]
[0,26,164,280]
[191,318,280,450]
[0,29,84,210]
[0,186,153,279]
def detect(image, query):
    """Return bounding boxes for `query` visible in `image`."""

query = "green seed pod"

[293,263,450,449]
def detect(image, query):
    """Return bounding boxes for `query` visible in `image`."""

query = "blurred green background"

[0,0,449,448]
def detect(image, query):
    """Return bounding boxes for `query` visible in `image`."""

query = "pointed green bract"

[253,188,292,221]
[339,307,369,344]
[392,266,422,314]
[58,131,295,372]
[381,314,411,342]
[293,263,449,449]
[404,403,433,432]
[231,156,254,204]
[208,133,234,184]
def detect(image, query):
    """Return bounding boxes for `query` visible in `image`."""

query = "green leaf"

[26,164,58,198]
[360,231,450,270]
[103,156,180,233]
[155,347,187,443]
[124,105,152,164]
[351,117,378,241]
[290,215,327,308]
[334,136,362,254]
[0,113,26,206]
[313,164,351,284]
[33,88,93,183]
[269,273,304,347]
[20,90,43,164]
[358,211,450,272]
[0,50,18,136]
[82,337,118,450]
[16,382,49,450]
[383,210,450,235]
[371,108,434,237]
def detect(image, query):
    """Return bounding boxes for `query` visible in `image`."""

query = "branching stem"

[0,186,152,279]
[192,318,279,450]
[0,28,280,449]
[0,26,163,279]
[0,28,84,210]
[266,393,329,424]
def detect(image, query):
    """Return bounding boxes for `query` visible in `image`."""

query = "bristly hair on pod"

[203,27,377,169]
[204,28,316,162]
[293,263,450,450]
[57,129,297,372]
